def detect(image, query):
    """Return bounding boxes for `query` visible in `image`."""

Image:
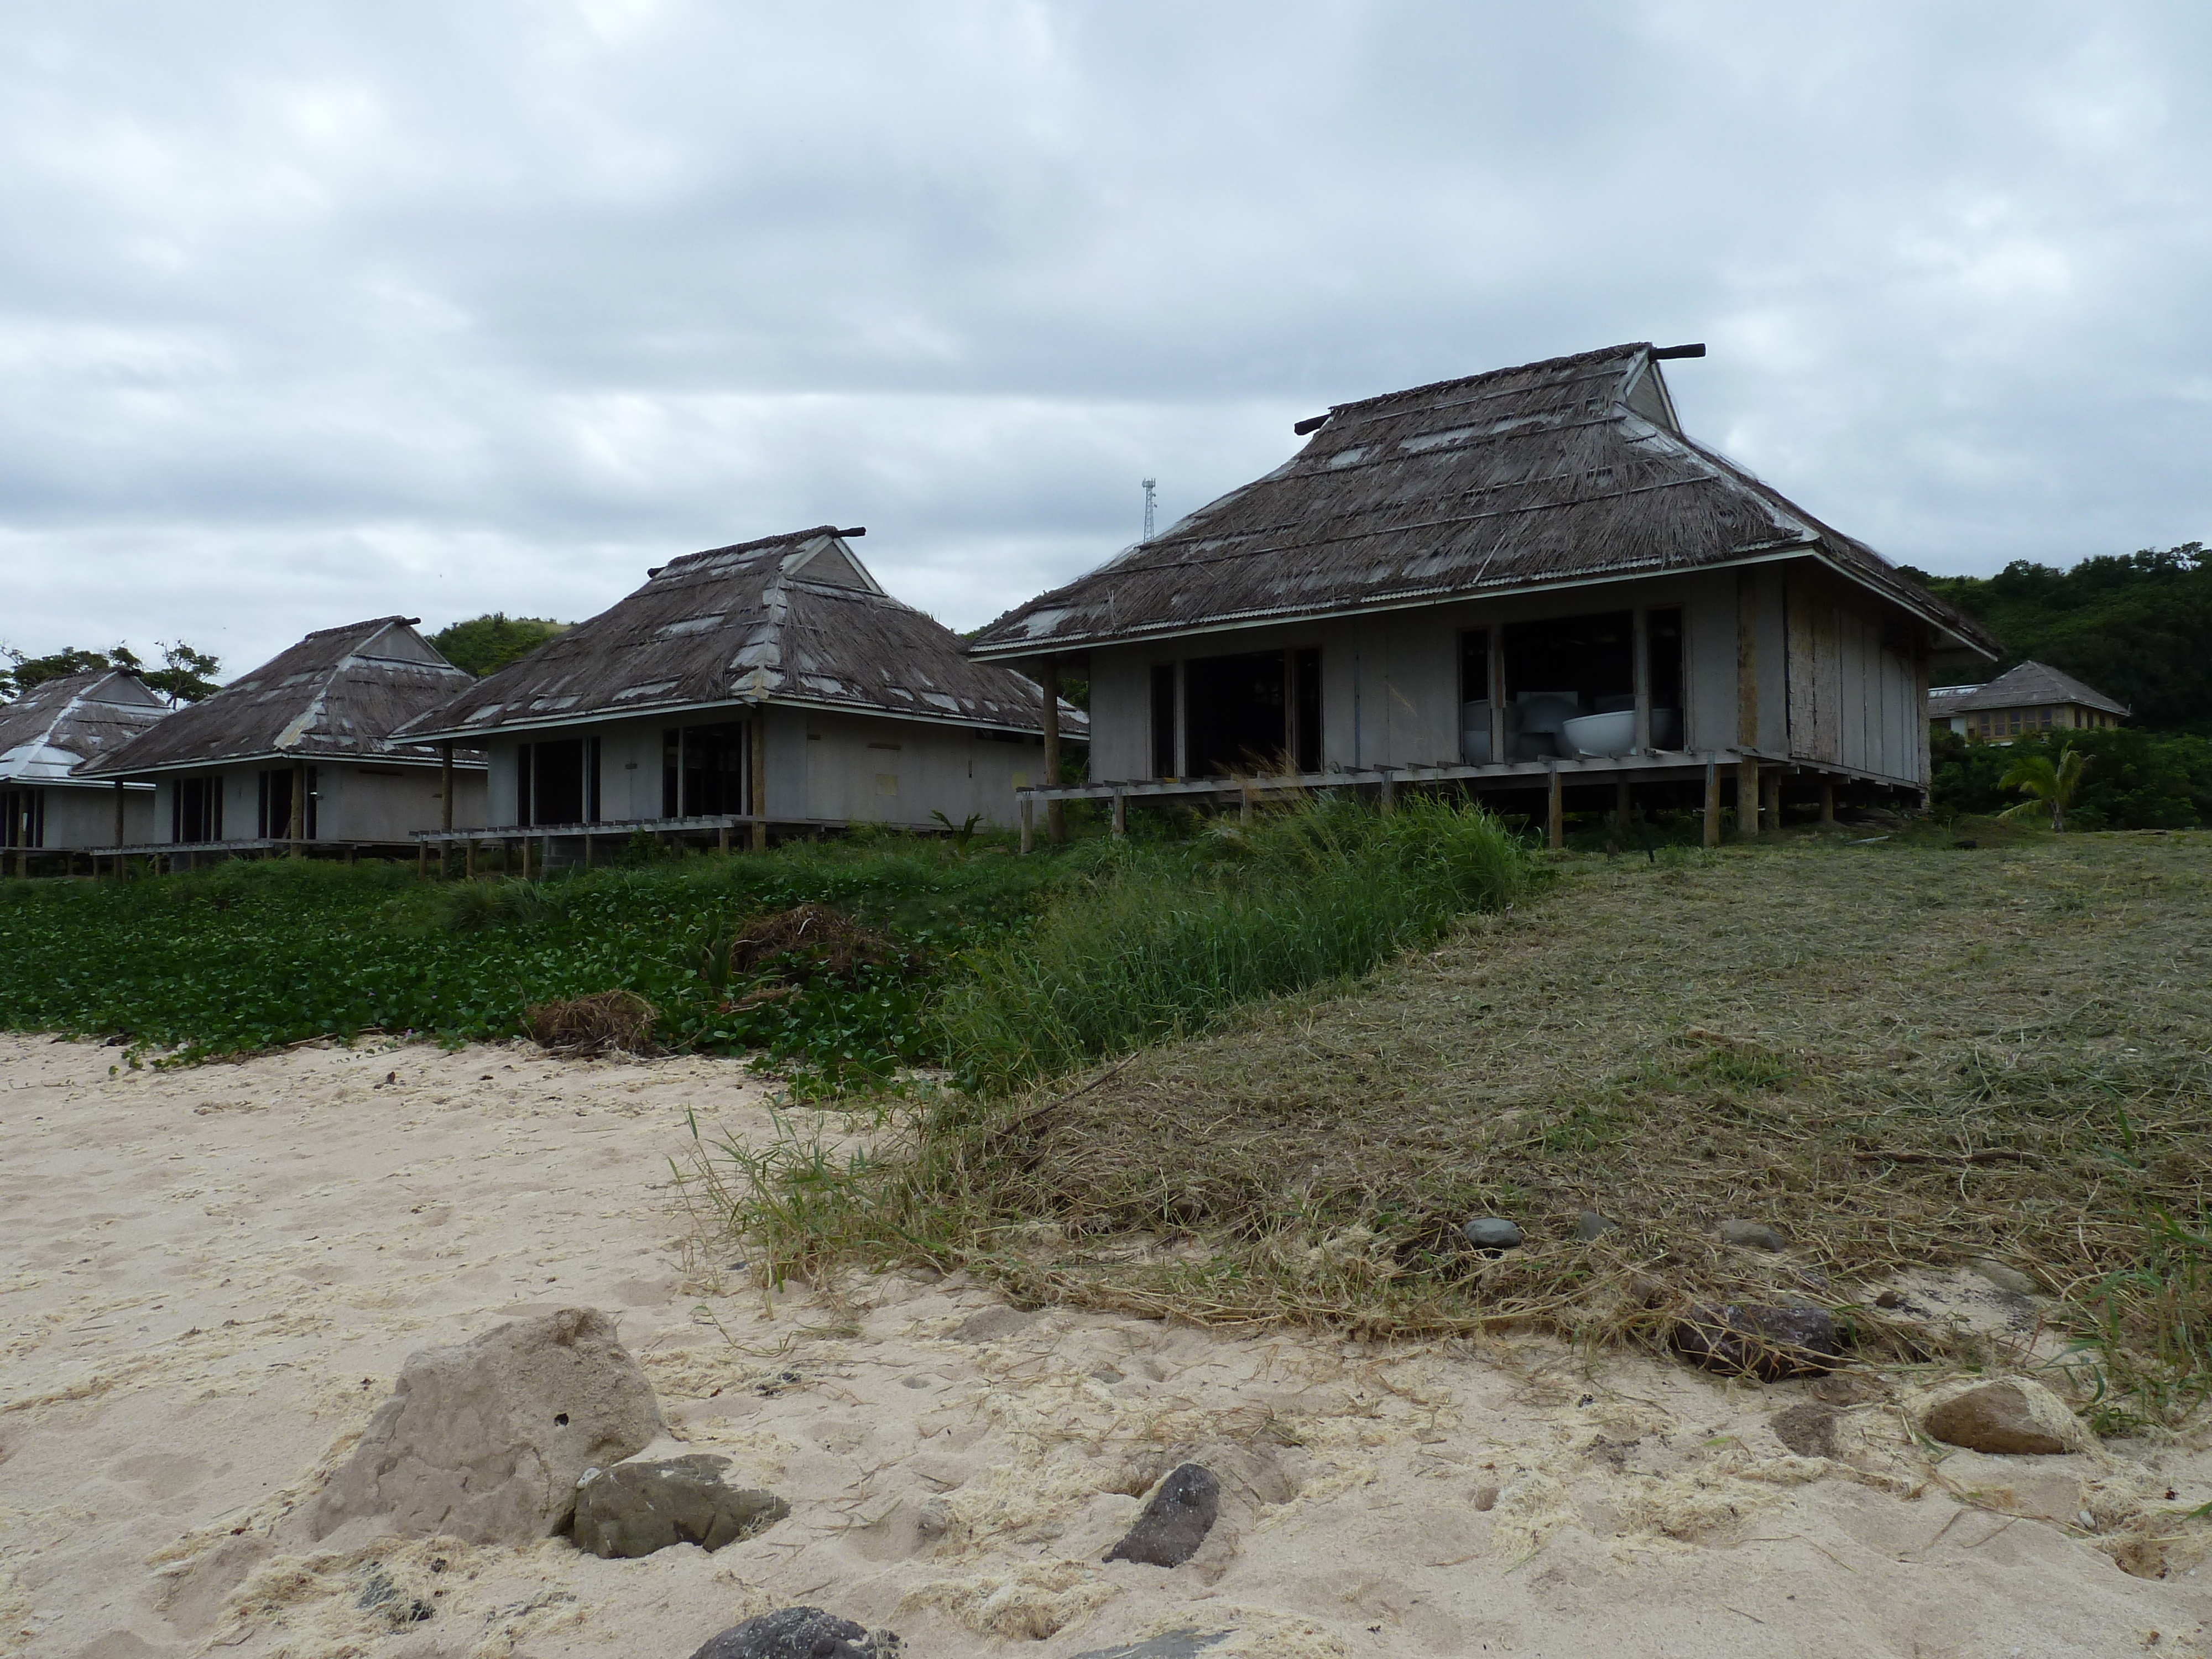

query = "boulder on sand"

[1921,1379,2087,1455]
[688,1608,901,1659]
[1104,1463,1220,1568]
[311,1307,663,1545]
[1672,1303,1840,1380]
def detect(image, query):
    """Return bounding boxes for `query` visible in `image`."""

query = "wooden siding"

[1786,566,1924,785]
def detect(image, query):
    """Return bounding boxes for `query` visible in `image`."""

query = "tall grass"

[936,794,1536,1094]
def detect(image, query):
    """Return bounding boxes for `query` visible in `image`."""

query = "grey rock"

[1672,1303,1841,1380]
[311,1307,662,1545]
[1462,1217,1524,1250]
[572,1454,788,1558]
[1573,1210,1620,1241]
[951,1305,1040,1343]
[1770,1403,1840,1459]
[1068,1631,1231,1659]
[1718,1219,1789,1252]
[1104,1463,1220,1568]
[688,1608,901,1659]
[1922,1379,2086,1455]
[1969,1258,2042,1297]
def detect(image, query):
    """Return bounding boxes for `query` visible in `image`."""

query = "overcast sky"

[4,2,2208,681]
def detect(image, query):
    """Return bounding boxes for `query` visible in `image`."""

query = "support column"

[748,706,768,852]
[1703,757,1721,848]
[1736,759,1760,843]
[439,742,453,878]
[583,834,594,869]
[1762,769,1782,833]
[1819,779,1837,827]
[1631,605,1652,753]
[1039,656,1067,846]
[113,781,125,848]
[1547,766,1564,851]
[1614,775,1631,832]
[1112,791,1126,839]
[718,824,729,854]
[465,838,477,880]
[1488,624,1507,768]
[416,842,426,877]
[288,759,306,858]
[1240,782,1254,825]
[1019,794,1035,855]
[520,837,531,881]
[1379,770,1395,816]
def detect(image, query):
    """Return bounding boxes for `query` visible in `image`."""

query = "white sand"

[2,1035,2207,1659]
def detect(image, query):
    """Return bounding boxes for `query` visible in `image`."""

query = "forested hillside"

[1902,544,2210,733]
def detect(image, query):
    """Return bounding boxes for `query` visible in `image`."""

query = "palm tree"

[1999,743,2091,832]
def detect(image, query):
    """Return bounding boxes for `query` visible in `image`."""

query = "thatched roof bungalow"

[0,669,169,869]
[1928,660,2127,743]
[396,526,1083,855]
[78,617,487,859]
[970,343,2000,841]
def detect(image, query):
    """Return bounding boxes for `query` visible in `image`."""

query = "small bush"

[524,990,658,1056]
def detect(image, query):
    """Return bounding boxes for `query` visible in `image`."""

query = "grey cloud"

[2,1,2208,674]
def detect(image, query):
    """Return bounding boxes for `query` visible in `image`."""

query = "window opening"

[1183,650,1286,777]
[175,775,220,843]
[1459,631,1492,763]
[1150,665,1177,778]
[517,743,535,827]
[1646,607,1684,749]
[664,722,749,817]
[1,787,42,849]
[529,739,586,826]
[1292,649,1322,773]
[1501,611,1634,759]
[257,769,293,839]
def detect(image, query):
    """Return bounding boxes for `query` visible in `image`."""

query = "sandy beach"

[2,1033,2206,1659]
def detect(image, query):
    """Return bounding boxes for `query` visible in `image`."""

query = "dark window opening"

[1501,611,1634,760]
[1459,630,1493,763]
[1150,664,1177,778]
[1184,650,1286,777]
[257,769,293,839]
[175,775,220,843]
[528,739,586,826]
[517,743,535,827]
[2,787,43,849]
[1646,607,1684,749]
[664,722,749,817]
[1292,649,1322,773]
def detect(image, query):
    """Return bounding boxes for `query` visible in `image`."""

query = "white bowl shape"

[1559,709,1637,758]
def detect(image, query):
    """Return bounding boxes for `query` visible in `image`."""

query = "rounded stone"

[1573,1211,1620,1241]
[1462,1217,1525,1250]
[1718,1219,1789,1252]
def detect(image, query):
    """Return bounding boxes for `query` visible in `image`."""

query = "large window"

[2,787,42,850]
[1181,649,1320,777]
[518,737,601,826]
[1150,665,1177,778]
[662,722,748,818]
[175,775,221,843]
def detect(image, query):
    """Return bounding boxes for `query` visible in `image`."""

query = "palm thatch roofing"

[0,670,169,786]
[80,618,482,778]
[969,343,1999,662]
[398,527,1082,742]
[1928,660,2130,718]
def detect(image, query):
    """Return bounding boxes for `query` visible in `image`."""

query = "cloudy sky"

[4,2,2208,680]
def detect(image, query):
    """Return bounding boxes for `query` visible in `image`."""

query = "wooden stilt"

[439,741,453,877]
[718,824,729,854]
[416,842,427,877]
[1762,769,1782,833]
[583,833,594,869]
[1039,655,1067,846]
[1736,759,1760,842]
[1614,775,1631,831]
[1819,779,1837,827]
[1703,757,1721,847]
[1379,771,1396,816]
[1112,791,1126,839]
[1240,782,1254,825]
[1547,766,1564,851]
[465,838,476,879]
[1019,794,1035,855]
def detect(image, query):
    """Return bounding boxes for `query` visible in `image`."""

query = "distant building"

[77,617,487,862]
[1927,660,2128,743]
[395,526,1083,860]
[969,343,1999,843]
[0,670,169,873]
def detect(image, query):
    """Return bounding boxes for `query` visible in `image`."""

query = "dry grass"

[523,989,659,1057]
[713,828,2212,1416]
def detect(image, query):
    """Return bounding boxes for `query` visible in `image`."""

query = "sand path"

[1,1035,2206,1659]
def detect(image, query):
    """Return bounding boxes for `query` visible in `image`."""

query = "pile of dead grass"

[705,830,2212,1418]
[524,989,659,1057]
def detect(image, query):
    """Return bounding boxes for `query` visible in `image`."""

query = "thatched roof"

[1928,660,2129,719]
[81,618,481,777]
[970,343,2000,662]
[0,670,169,786]
[399,527,1083,742]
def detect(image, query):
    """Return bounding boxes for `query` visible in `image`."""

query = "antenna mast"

[1141,477,1157,543]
